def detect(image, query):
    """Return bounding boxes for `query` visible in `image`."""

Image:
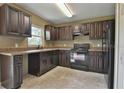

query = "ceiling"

[17,3,115,24]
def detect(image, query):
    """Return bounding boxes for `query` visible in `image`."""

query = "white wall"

[114,3,124,89]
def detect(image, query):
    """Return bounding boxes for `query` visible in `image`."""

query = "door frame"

[114,3,124,89]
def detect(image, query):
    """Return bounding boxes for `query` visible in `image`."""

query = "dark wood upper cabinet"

[80,23,90,35]
[72,24,81,33]
[89,21,102,40]
[0,4,31,37]
[7,6,20,35]
[44,25,73,41]
[44,25,53,40]
[19,12,31,37]
[65,26,73,40]
[44,20,114,41]
[89,20,114,40]
[59,27,65,40]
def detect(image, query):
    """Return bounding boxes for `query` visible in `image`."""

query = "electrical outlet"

[64,44,66,47]
[97,44,100,47]
[15,43,18,48]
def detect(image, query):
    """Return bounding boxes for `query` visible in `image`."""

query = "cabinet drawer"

[14,55,23,65]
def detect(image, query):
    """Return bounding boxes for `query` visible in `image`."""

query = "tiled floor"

[0,66,107,89]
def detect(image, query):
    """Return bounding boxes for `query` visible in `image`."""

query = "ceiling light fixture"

[56,3,73,17]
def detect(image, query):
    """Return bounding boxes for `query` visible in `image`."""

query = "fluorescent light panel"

[56,3,73,17]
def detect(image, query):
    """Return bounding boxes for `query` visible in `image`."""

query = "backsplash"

[0,36,28,48]
[45,35,102,48]
[0,35,102,49]
[74,35,102,48]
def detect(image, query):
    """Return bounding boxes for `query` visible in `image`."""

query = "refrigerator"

[102,20,115,89]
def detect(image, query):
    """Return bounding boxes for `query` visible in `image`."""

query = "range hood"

[73,31,82,36]
[73,31,89,36]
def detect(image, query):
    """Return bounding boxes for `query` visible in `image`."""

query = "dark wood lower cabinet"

[28,51,58,76]
[59,50,70,67]
[89,51,104,73]
[28,53,40,76]
[1,55,23,89]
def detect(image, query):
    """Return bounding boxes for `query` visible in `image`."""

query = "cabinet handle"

[22,34,30,37]
[8,32,20,35]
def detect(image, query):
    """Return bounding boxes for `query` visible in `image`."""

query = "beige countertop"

[0,48,72,56]
[0,47,105,56]
[89,47,105,52]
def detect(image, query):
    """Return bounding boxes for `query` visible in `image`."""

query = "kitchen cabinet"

[0,4,31,37]
[28,53,41,76]
[55,27,59,40]
[44,25,57,40]
[89,21,103,39]
[19,12,31,37]
[28,51,58,76]
[64,26,73,40]
[1,55,23,89]
[80,23,90,35]
[58,26,73,40]
[44,25,51,40]
[13,55,23,88]
[50,26,55,40]
[89,51,104,73]
[52,50,59,67]
[59,50,70,67]
[72,24,81,33]
[89,20,114,40]
[58,27,65,40]
[44,25,73,41]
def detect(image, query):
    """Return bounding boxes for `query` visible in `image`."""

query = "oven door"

[70,52,89,70]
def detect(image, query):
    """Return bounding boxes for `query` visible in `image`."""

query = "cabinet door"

[69,26,73,40]
[89,22,103,40]
[89,51,95,71]
[44,25,52,40]
[14,55,23,88]
[59,50,70,67]
[28,53,40,76]
[89,23,95,39]
[40,52,48,74]
[59,27,62,40]
[72,24,81,33]
[55,27,59,40]
[65,51,70,67]
[65,26,73,40]
[94,22,98,39]
[89,51,103,73]
[47,52,53,69]
[58,27,62,40]
[6,5,20,35]
[52,51,59,66]
[14,64,23,88]
[64,26,68,40]
[51,26,55,40]
[20,12,31,37]
[98,22,103,39]
[81,23,90,35]
[61,27,65,40]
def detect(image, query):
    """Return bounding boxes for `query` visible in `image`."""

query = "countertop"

[0,47,105,56]
[0,48,72,56]
[89,47,105,51]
